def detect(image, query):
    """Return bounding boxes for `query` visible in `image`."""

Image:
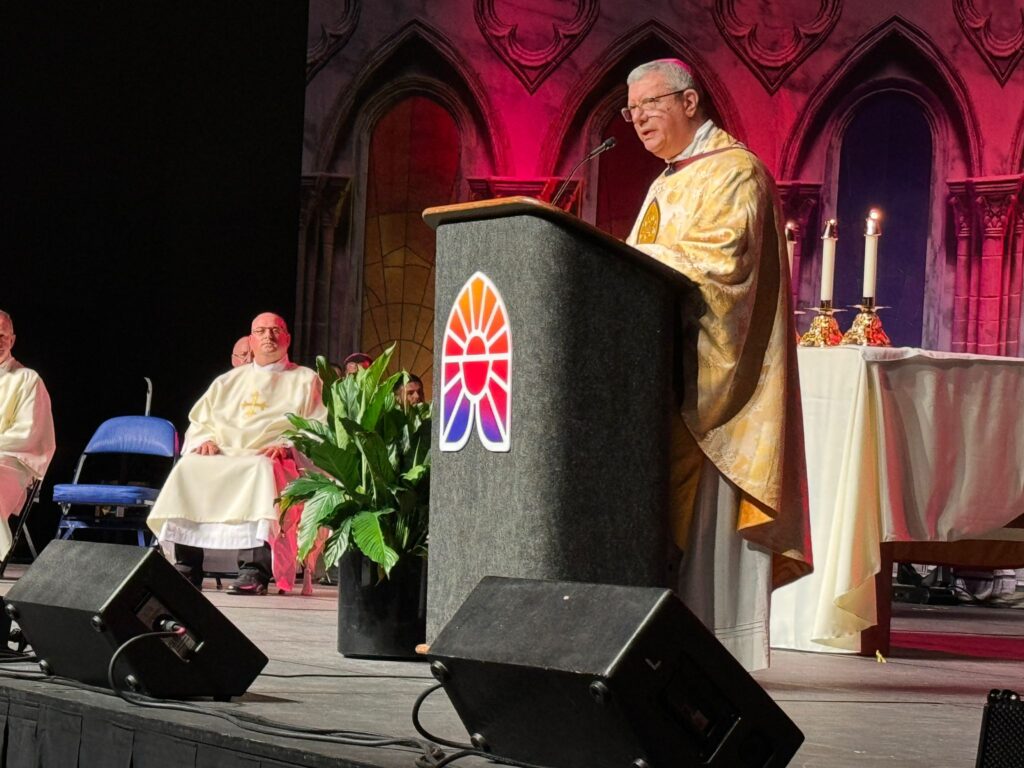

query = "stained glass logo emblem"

[440,272,511,452]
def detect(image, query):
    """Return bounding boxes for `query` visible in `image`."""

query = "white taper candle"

[862,209,882,299]
[785,221,796,279]
[820,219,838,303]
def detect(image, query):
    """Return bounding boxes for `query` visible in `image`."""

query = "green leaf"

[362,372,403,432]
[296,492,360,562]
[400,464,428,484]
[316,355,338,389]
[360,344,396,395]
[279,472,330,512]
[351,509,400,575]
[319,520,353,569]
[287,412,330,437]
[344,418,397,487]
[304,440,361,493]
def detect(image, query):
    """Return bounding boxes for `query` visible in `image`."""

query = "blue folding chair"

[53,416,179,546]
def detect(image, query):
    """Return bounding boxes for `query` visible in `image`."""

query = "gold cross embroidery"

[241,390,269,417]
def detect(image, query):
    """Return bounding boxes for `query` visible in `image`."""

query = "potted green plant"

[280,344,430,658]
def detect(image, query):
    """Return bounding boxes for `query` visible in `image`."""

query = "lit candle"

[820,219,838,303]
[862,209,882,299]
[785,220,797,278]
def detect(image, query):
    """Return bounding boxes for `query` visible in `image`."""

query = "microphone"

[586,136,617,158]
[550,137,617,209]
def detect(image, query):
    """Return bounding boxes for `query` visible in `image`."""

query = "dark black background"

[0,1,309,542]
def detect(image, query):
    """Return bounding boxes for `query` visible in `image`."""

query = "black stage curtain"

[0,687,321,768]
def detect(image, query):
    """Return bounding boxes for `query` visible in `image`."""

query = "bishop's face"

[0,318,14,365]
[249,312,290,366]
[627,73,697,161]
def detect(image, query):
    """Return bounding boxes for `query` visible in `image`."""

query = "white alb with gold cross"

[147,361,325,549]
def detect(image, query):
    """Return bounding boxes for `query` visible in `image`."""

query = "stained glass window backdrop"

[361,96,462,400]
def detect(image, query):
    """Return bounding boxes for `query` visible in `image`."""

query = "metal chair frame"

[0,477,42,578]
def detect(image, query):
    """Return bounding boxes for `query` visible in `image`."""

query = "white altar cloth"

[771,346,1024,653]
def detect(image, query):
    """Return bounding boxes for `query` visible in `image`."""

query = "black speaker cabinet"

[5,540,267,700]
[428,577,803,768]
[976,689,1024,768]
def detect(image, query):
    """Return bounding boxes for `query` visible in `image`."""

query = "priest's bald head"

[249,312,291,366]
[0,310,14,365]
[231,335,254,368]
[625,59,706,161]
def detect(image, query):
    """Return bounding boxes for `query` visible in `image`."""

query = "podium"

[423,197,696,637]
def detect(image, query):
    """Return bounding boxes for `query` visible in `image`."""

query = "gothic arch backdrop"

[833,92,933,347]
[302,3,1024,363]
[298,21,498,364]
[359,95,462,398]
[779,18,981,347]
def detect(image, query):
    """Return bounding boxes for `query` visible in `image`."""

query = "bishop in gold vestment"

[623,60,811,670]
[0,312,56,559]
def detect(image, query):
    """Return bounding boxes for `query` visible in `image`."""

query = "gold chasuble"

[147,361,325,549]
[626,124,811,589]
[0,358,56,557]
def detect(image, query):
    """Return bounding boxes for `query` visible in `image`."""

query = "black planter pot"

[336,550,427,659]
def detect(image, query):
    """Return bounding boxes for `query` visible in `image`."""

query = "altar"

[771,346,1024,654]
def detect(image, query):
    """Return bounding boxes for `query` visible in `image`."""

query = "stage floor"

[0,569,1021,767]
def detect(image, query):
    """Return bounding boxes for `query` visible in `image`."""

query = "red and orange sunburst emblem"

[439,272,511,452]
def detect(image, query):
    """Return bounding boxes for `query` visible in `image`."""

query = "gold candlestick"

[840,297,891,346]
[799,300,844,347]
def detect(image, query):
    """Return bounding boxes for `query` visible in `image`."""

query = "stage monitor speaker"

[5,540,267,700]
[976,689,1024,768]
[428,577,803,768]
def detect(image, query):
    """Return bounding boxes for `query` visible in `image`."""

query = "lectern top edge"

[422,196,694,290]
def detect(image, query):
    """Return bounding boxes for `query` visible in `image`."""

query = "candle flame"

[865,209,882,237]
[821,218,838,239]
[785,220,797,241]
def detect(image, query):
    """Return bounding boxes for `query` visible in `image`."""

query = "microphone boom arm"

[549,137,617,210]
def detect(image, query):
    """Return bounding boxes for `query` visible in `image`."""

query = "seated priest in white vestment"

[147,312,326,595]
[0,310,56,560]
[623,60,811,671]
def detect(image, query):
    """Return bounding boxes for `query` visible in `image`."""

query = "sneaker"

[227,568,268,595]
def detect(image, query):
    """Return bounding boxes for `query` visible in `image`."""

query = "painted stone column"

[295,174,349,362]
[1009,200,1024,355]
[971,177,1020,356]
[946,181,973,353]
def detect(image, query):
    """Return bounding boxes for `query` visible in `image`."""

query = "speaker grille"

[977,689,1024,768]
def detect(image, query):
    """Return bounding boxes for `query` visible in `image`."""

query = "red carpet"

[891,631,1024,660]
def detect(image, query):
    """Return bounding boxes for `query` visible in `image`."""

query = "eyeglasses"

[620,89,687,123]
[252,326,284,338]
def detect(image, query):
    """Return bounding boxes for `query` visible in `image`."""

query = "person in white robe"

[0,310,55,560]
[147,312,326,594]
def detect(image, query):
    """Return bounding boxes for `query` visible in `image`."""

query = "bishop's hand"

[195,441,221,456]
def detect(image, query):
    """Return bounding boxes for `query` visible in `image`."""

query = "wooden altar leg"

[859,542,893,657]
